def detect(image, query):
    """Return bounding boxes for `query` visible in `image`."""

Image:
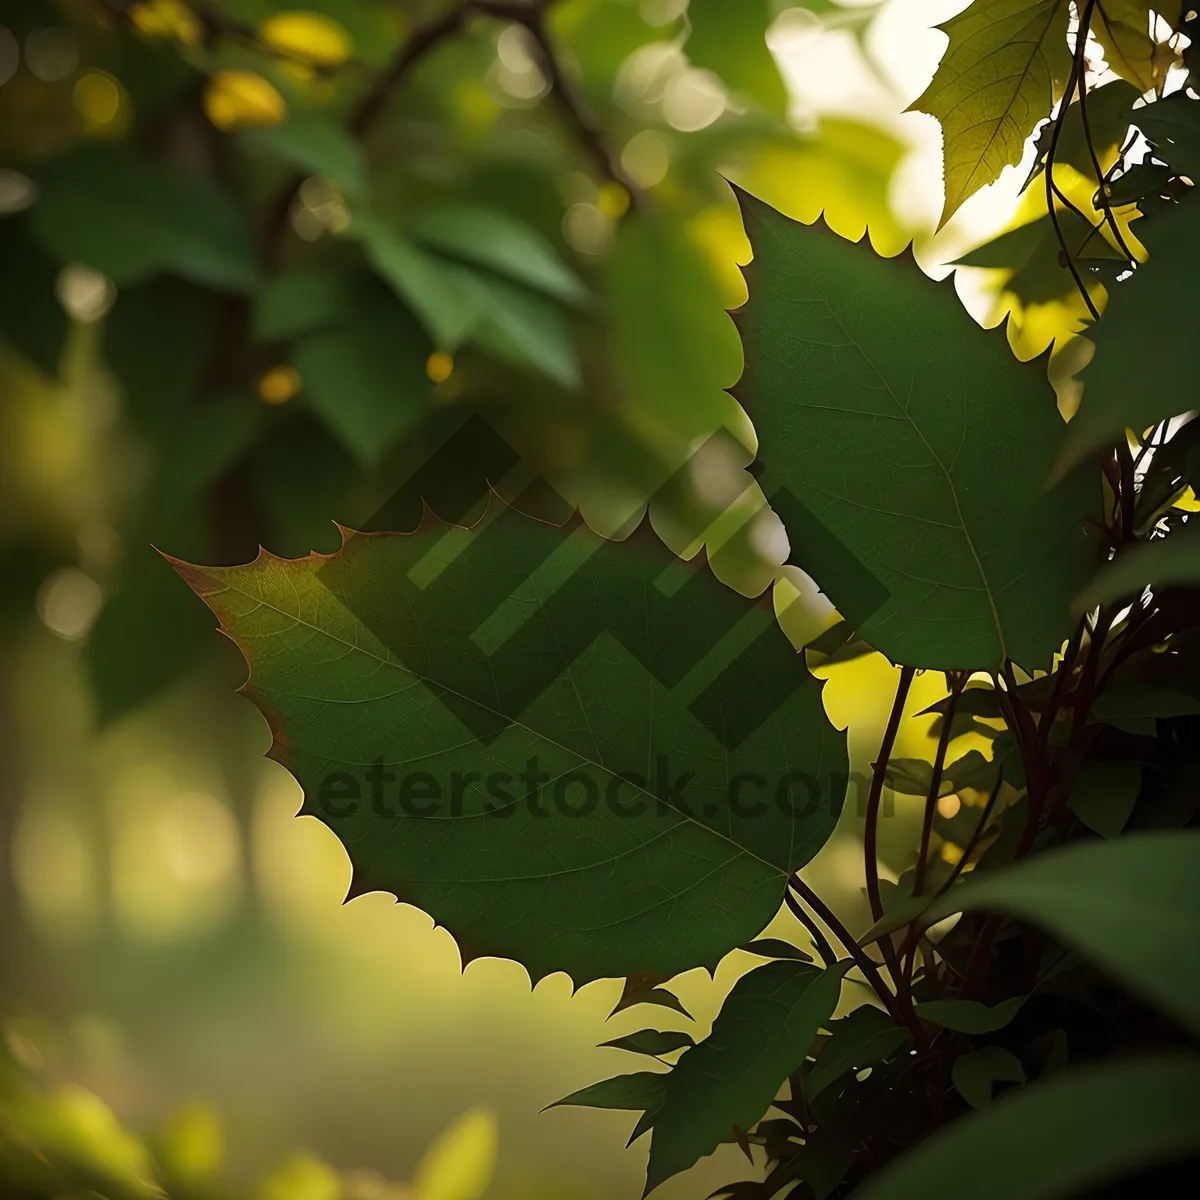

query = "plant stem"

[1044,0,1101,321]
[864,666,916,923]
[784,888,837,968]
[787,875,927,1047]
[913,675,963,899]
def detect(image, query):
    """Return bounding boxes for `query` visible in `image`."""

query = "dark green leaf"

[1055,198,1199,476]
[686,0,788,117]
[173,498,848,982]
[611,976,694,1021]
[883,758,946,798]
[464,273,582,389]
[355,215,482,349]
[646,961,850,1193]
[291,300,432,468]
[31,144,259,292]
[1067,761,1141,838]
[916,995,1025,1034]
[1093,681,1200,724]
[1137,91,1200,179]
[951,1045,1025,1109]
[925,830,1200,1034]
[550,1071,668,1112]
[409,203,590,308]
[1073,524,1200,613]
[0,214,67,376]
[86,542,216,727]
[241,109,368,196]
[806,1005,909,1100]
[253,263,374,342]
[104,277,216,440]
[853,1057,1200,1200]
[599,1030,696,1057]
[736,188,1097,670]
[741,939,813,962]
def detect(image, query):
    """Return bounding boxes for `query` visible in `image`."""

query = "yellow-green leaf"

[413,1109,498,1200]
[912,0,1072,227]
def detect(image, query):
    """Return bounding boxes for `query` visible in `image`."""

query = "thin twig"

[1076,58,1137,263]
[913,675,964,899]
[787,875,928,1048]
[265,0,642,265]
[1045,0,1102,321]
[864,666,916,924]
[513,6,647,208]
[784,888,838,968]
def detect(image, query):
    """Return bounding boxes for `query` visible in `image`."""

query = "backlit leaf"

[911,0,1072,227]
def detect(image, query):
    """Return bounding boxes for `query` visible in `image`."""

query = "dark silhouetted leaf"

[952,1045,1025,1109]
[550,1071,668,1112]
[600,1030,696,1057]
[1067,761,1141,838]
[925,830,1200,1033]
[1073,525,1200,613]
[807,1005,909,1100]
[1055,198,1199,476]
[646,961,850,1193]
[916,995,1025,1034]
[854,1057,1200,1200]
[741,939,813,962]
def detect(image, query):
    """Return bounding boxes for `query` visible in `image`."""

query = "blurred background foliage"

[0,0,1118,1195]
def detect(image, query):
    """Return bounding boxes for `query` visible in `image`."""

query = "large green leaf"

[851,1057,1200,1200]
[1055,198,1199,476]
[925,830,1200,1034]
[645,960,849,1194]
[685,0,788,117]
[171,498,848,982]
[31,144,259,292]
[911,0,1071,226]
[735,188,1097,670]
